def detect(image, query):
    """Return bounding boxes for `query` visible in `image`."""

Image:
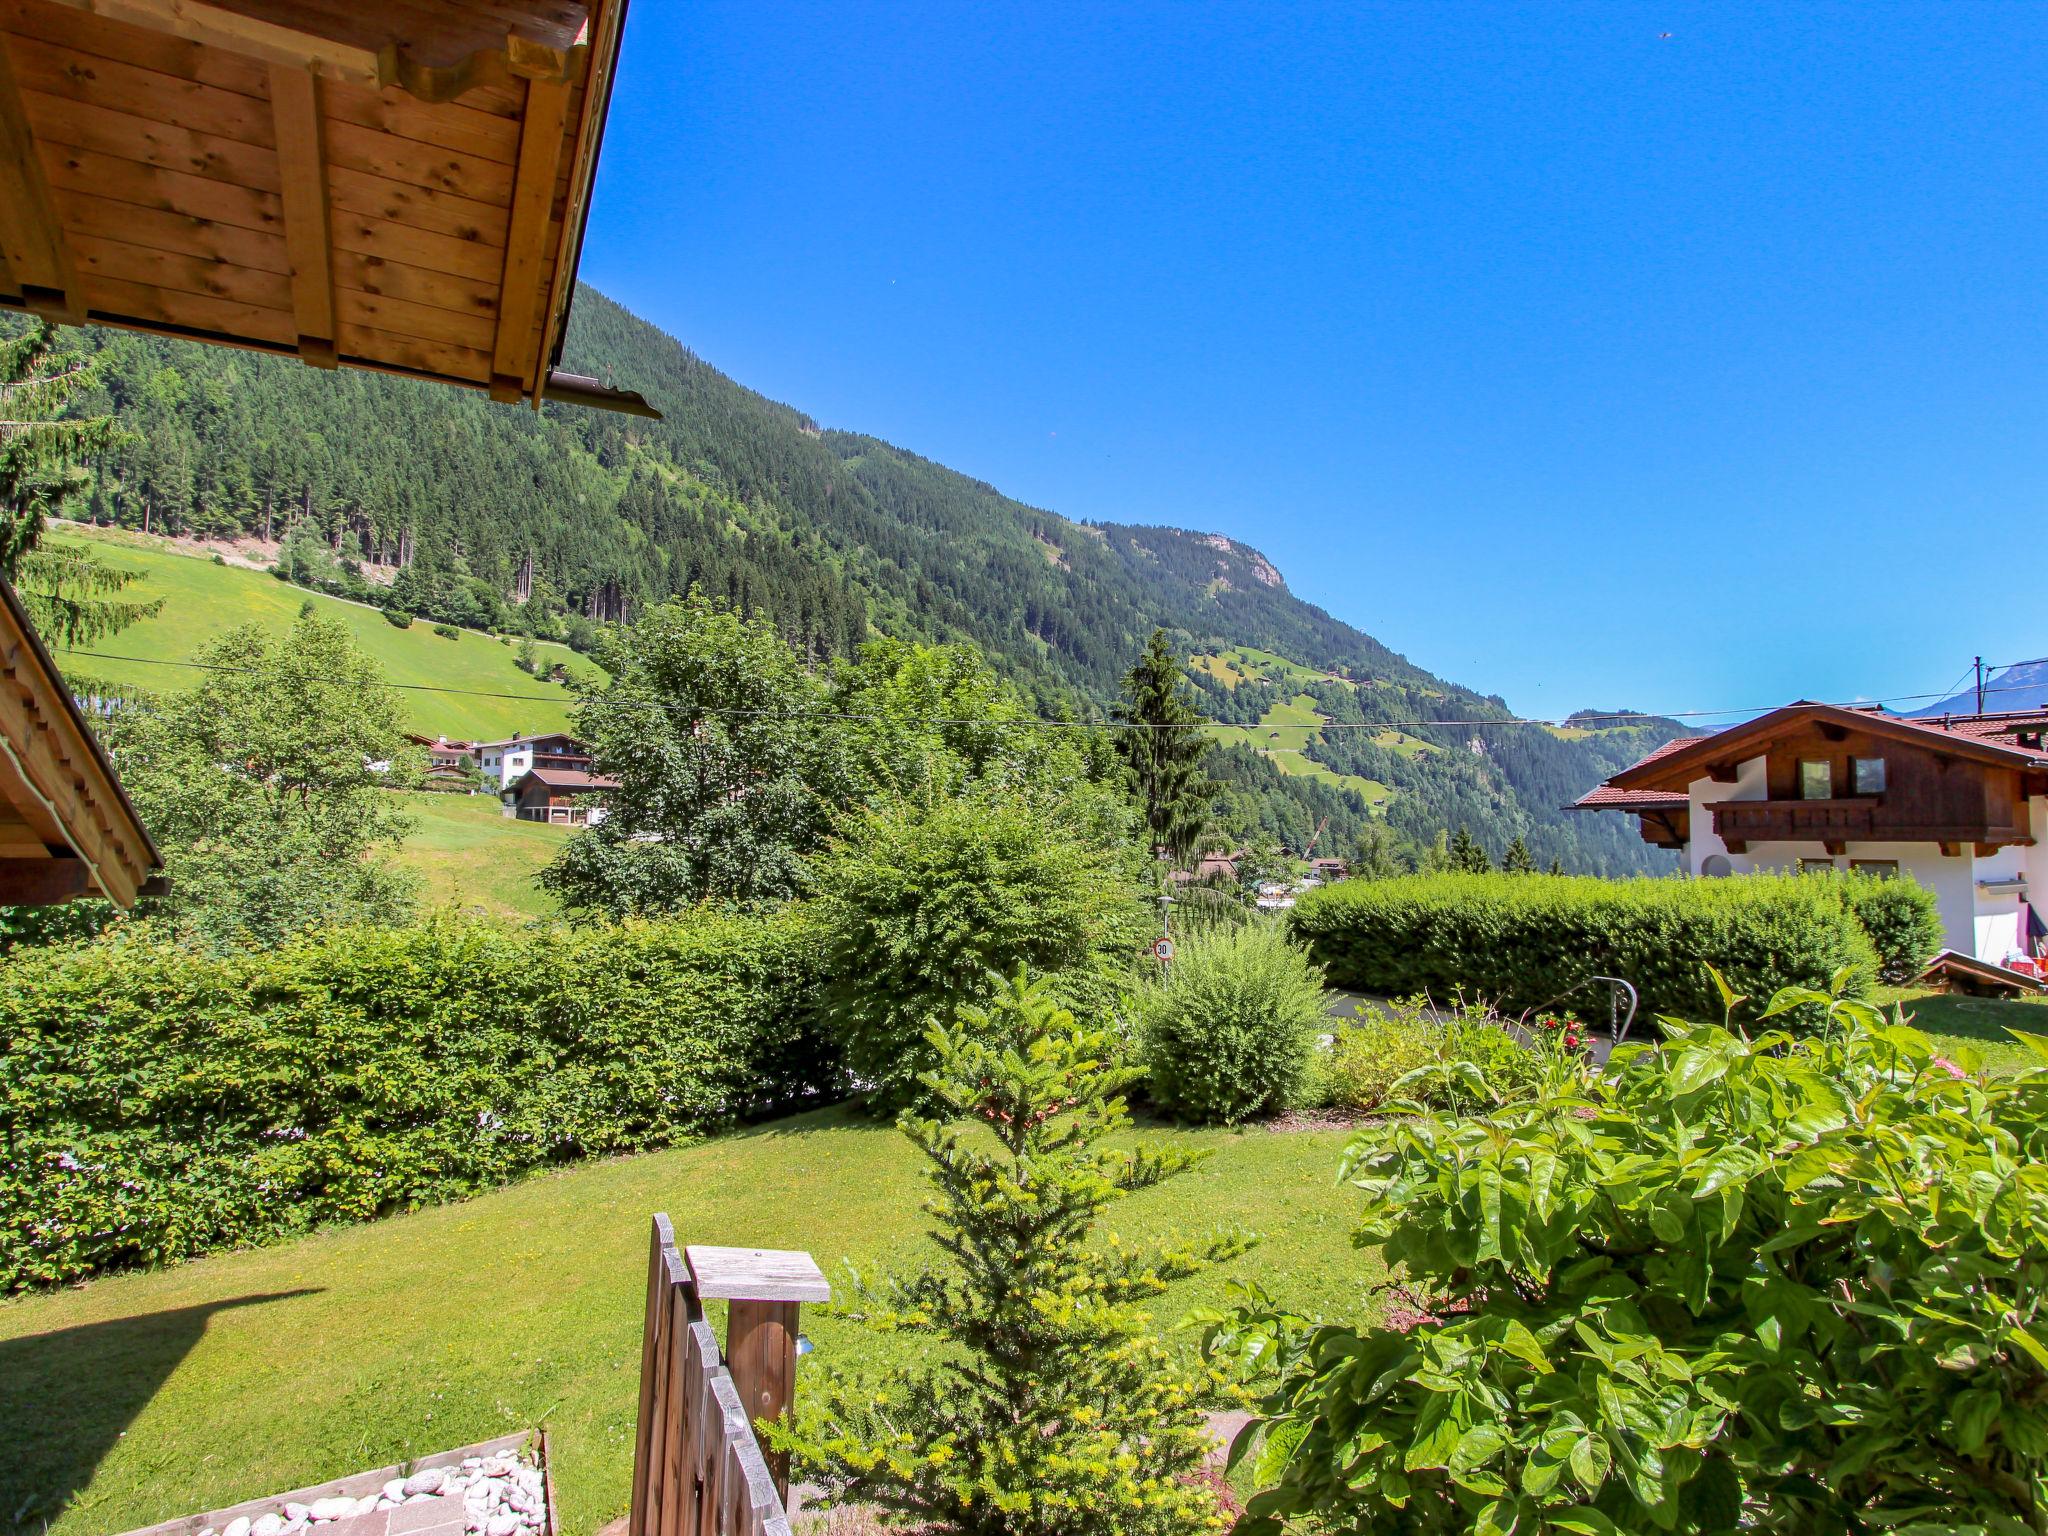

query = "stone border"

[112,1431,556,1536]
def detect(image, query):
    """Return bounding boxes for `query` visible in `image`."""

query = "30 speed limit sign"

[1151,937,1175,962]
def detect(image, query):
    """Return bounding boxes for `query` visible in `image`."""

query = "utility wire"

[51,647,2048,734]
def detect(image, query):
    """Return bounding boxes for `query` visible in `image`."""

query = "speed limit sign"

[1152,937,1175,962]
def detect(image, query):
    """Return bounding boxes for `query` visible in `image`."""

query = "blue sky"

[580,2,2046,722]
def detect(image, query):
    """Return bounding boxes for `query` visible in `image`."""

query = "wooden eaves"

[0,573,162,906]
[0,0,656,417]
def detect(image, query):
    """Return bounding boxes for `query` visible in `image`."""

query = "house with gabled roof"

[1574,701,2048,965]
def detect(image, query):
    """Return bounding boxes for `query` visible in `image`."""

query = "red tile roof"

[1572,784,1689,810]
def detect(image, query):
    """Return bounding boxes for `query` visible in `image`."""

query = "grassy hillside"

[48,527,599,740]
[389,793,570,922]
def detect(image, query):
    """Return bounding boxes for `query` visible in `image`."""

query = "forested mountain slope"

[57,285,1682,872]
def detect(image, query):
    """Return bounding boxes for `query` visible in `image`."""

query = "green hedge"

[0,913,830,1291]
[1289,872,1880,1023]
[1833,872,1945,983]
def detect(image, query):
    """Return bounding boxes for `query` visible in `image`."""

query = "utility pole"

[1976,656,1986,715]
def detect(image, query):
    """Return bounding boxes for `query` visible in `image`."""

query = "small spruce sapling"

[776,969,1252,1536]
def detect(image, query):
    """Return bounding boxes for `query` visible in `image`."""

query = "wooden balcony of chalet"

[1710,796,2031,857]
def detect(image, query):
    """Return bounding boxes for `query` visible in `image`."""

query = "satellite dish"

[1701,854,1733,879]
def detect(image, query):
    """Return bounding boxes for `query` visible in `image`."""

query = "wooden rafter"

[488,73,569,399]
[0,31,80,319]
[0,856,89,903]
[530,0,624,403]
[268,61,335,365]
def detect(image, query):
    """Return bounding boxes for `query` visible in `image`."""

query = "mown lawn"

[44,527,600,740]
[390,791,572,922]
[0,1112,1380,1536]
[1875,985,2048,1076]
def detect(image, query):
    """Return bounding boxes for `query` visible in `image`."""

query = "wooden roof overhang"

[0,0,656,416]
[0,574,161,905]
[1606,702,2048,793]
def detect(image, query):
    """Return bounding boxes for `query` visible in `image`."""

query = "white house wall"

[1685,754,1768,878]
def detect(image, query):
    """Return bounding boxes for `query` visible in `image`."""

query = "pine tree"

[0,322,160,644]
[1115,629,1216,863]
[1449,825,1491,873]
[1502,834,1536,873]
[1547,857,1564,876]
[779,970,1249,1536]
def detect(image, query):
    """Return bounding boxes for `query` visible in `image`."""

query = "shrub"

[210,552,226,566]
[776,970,1247,1536]
[1208,978,2048,1535]
[1290,871,1878,1023]
[0,912,832,1291]
[814,792,1145,1111]
[1318,1000,1552,1116]
[1140,924,1326,1123]
[1833,869,1944,982]
[384,608,413,628]
[431,622,459,640]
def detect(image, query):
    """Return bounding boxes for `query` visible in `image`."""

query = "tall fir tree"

[1115,628,1216,863]
[1449,824,1492,873]
[1502,834,1536,873]
[0,322,159,644]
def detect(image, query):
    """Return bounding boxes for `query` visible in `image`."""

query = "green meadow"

[47,526,599,741]
[388,792,572,922]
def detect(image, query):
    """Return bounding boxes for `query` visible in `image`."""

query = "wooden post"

[685,1246,830,1504]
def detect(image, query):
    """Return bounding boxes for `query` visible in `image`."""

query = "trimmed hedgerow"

[1289,872,1879,1023]
[1832,871,1944,983]
[0,913,832,1292]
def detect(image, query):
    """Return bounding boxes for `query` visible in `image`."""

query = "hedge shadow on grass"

[0,1289,320,1536]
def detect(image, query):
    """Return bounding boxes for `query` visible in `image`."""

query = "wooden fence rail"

[628,1215,828,1536]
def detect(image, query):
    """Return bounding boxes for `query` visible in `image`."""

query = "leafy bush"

[1833,870,1944,982]
[1140,924,1327,1123]
[384,608,413,628]
[1209,979,2048,1535]
[1318,1000,1552,1116]
[0,913,831,1291]
[431,622,459,640]
[815,792,1145,1111]
[1290,872,1878,1023]
[778,971,1246,1536]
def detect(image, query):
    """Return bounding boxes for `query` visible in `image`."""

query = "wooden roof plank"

[323,113,511,203]
[22,87,283,190]
[268,60,336,363]
[337,316,489,381]
[6,29,276,148]
[333,247,495,321]
[529,0,618,397]
[0,34,83,319]
[489,72,568,394]
[40,0,388,92]
[69,228,293,307]
[334,283,492,349]
[80,271,297,344]
[56,183,290,272]
[328,160,506,245]
[42,142,282,233]
[322,74,517,165]
[0,0,269,97]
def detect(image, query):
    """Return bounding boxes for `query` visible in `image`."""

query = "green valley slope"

[51,528,597,740]
[48,290,1683,873]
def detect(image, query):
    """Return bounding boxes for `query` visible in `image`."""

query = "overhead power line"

[51,647,2048,735]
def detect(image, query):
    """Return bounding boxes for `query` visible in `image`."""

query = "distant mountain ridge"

[51,286,1682,872]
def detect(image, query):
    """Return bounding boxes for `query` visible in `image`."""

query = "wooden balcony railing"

[629,1216,829,1536]
[1710,798,1877,850]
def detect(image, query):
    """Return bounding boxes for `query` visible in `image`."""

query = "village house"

[406,734,478,786]
[501,767,618,826]
[477,732,593,789]
[1575,701,2048,967]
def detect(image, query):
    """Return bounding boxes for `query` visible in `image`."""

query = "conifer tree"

[1449,825,1491,873]
[0,322,159,643]
[1115,629,1216,863]
[779,970,1250,1536]
[1502,834,1536,873]
[1547,856,1564,876]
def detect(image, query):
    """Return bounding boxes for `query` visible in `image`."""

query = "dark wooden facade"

[1587,704,2048,857]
